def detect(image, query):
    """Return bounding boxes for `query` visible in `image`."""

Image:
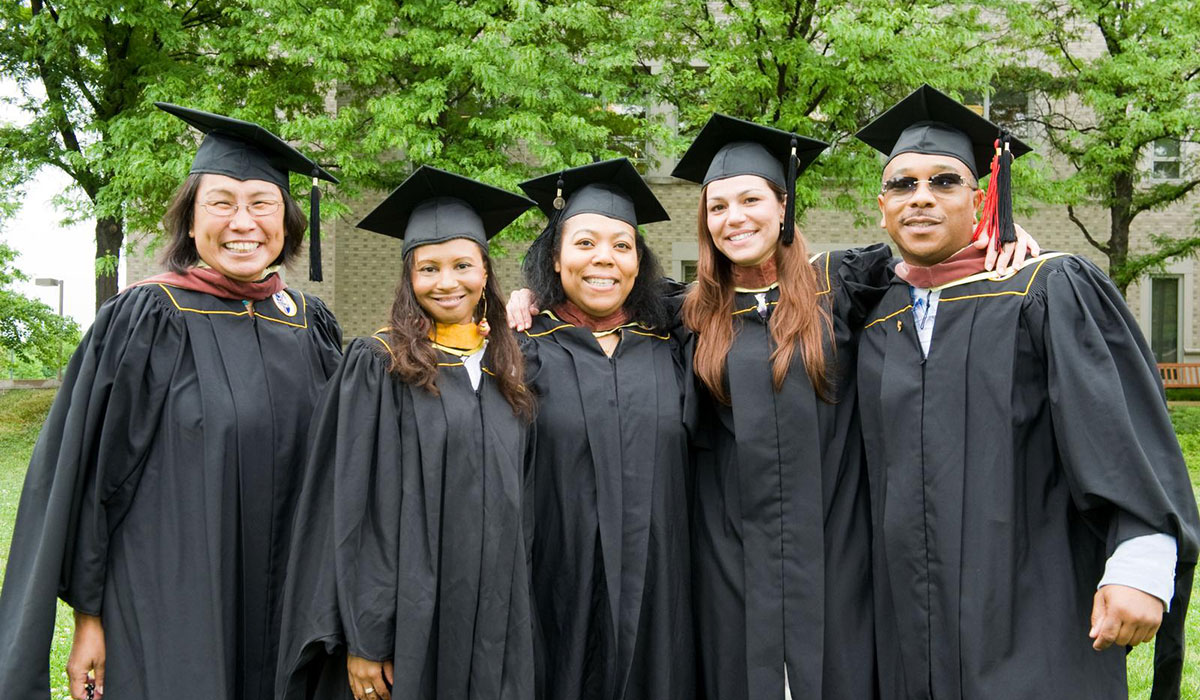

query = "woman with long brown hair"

[673,115,889,700]
[275,167,537,700]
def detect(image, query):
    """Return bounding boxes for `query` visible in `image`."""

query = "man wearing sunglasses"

[853,85,1199,700]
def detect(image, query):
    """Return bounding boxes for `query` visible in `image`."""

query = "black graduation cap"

[671,113,828,245]
[356,165,535,251]
[519,158,669,229]
[156,102,339,282]
[855,85,1034,247]
[854,84,1032,179]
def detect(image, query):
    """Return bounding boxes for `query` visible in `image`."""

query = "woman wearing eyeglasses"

[0,104,343,700]
[671,114,1036,700]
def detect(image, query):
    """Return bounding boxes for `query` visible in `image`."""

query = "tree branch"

[1116,235,1200,286]
[1068,204,1109,253]
[1132,178,1200,216]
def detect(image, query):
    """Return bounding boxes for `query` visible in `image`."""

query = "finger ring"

[364,688,376,695]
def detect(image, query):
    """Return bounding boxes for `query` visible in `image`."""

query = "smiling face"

[555,212,639,319]
[190,174,286,282]
[705,174,784,268]
[877,152,984,266]
[409,237,488,326]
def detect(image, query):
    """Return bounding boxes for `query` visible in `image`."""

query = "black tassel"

[996,133,1016,246]
[781,138,798,246]
[552,173,566,210]
[547,172,567,233]
[309,173,322,282]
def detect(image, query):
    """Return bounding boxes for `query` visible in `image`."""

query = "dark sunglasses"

[881,173,975,197]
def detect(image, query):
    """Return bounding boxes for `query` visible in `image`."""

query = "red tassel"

[972,139,1002,249]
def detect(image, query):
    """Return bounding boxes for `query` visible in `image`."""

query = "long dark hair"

[683,179,834,404]
[160,173,309,274]
[385,243,534,419]
[522,215,670,329]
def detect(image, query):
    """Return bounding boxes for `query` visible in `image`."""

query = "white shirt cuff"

[1097,533,1178,611]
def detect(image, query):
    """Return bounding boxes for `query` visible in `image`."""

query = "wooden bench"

[1159,363,1200,388]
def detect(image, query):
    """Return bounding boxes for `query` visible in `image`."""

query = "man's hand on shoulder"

[1089,584,1164,651]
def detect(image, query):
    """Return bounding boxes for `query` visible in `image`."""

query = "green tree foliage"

[0,242,79,375]
[1002,0,1200,294]
[1,0,673,304]
[249,0,666,240]
[646,0,1001,218]
[0,0,333,310]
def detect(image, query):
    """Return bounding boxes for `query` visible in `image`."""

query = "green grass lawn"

[1,388,1199,697]
[0,389,74,699]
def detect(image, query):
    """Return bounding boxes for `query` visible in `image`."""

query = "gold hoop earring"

[477,293,491,338]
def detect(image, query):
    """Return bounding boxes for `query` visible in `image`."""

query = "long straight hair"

[682,180,833,404]
[385,244,534,419]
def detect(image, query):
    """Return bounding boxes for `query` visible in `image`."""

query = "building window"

[963,89,1029,137]
[1150,276,1180,362]
[605,102,650,165]
[681,260,698,284]
[603,65,655,168]
[1151,139,1182,180]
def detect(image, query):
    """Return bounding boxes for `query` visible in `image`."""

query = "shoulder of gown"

[811,243,895,330]
[299,290,344,358]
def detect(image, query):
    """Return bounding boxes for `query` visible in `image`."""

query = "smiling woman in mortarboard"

[514,158,694,700]
[0,104,343,700]
[274,167,537,700]
[672,115,889,700]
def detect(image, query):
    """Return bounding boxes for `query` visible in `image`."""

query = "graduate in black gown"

[512,158,694,700]
[275,166,538,700]
[853,85,1200,699]
[0,104,342,700]
[671,115,895,700]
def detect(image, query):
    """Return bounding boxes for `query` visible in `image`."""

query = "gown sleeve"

[0,285,184,698]
[1033,256,1200,696]
[829,243,895,331]
[277,337,404,691]
[659,276,691,333]
[308,294,345,375]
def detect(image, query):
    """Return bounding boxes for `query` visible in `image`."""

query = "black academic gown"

[520,314,693,700]
[691,245,892,700]
[276,334,534,700]
[857,253,1200,700]
[0,282,343,700]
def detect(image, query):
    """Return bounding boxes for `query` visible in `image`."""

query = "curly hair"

[521,214,670,329]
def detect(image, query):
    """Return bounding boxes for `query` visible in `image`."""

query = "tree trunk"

[95,216,124,310]
[1106,170,1135,297]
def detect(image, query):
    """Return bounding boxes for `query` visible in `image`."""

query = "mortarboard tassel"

[995,135,1016,247]
[309,172,322,282]
[972,138,1002,250]
[781,138,798,246]
[548,173,567,231]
